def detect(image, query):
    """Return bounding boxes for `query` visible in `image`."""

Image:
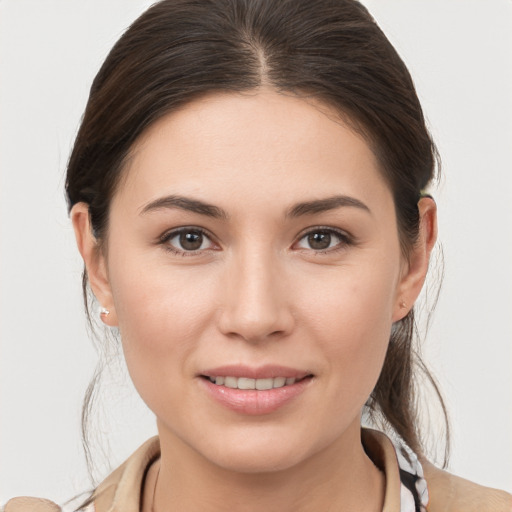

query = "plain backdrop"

[1,0,511,504]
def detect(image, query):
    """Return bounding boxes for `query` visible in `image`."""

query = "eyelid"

[158,226,219,254]
[293,226,354,252]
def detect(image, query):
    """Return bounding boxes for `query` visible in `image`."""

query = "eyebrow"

[140,195,228,219]
[139,193,370,219]
[286,195,371,217]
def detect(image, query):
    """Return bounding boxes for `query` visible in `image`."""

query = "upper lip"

[199,365,313,380]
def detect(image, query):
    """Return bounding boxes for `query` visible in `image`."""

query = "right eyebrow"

[139,195,229,219]
[285,194,371,218]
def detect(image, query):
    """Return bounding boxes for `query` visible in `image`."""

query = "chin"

[208,445,307,474]
[190,425,321,475]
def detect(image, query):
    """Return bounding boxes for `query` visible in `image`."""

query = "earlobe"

[392,197,438,322]
[70,203,118,326]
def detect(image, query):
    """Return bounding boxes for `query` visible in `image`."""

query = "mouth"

[200,374,313,390]
[198,365,315,414]
[199,370,314,415]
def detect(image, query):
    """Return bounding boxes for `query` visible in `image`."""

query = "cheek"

[301,260,398,397]
[107,254,218,388]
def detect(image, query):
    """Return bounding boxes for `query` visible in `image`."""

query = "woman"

[3,0,511,511]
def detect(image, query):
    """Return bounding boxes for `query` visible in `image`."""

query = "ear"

[71,203,118,326]
[392,197,438,322]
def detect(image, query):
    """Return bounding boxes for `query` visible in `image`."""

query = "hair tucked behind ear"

[66,0,449,480]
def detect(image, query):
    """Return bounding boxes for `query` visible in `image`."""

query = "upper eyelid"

[292,226,354,252]
[159,226,214,242]
[296,226,352,240]
[159,227,219,255]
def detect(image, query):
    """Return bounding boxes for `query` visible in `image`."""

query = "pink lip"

[200,364,311,380]
[198,365,314,416]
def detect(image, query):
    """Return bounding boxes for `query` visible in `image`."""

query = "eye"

[161,227,216,254]
[295,228,351,252]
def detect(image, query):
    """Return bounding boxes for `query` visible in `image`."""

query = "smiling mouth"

[201,375,313,390]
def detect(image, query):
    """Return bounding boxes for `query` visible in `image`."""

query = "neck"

[144,421,385,512]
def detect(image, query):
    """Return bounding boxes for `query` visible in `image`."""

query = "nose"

[217,250,295,343]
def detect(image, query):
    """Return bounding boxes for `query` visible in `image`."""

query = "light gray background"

[1,0,511,503]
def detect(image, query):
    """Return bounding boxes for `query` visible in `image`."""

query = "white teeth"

[224,376,238,388]
[255,378,273,390]
[273,377,286,388]
[209,376,299,389]
[237,377,255,390]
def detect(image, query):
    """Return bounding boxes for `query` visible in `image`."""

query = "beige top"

[4,430,511,512]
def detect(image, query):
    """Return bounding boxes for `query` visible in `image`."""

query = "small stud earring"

[399,301,407,309]
[100,307,110,316]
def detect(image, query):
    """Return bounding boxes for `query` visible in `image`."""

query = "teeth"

[273,377,286,387]
[238,377,255,390]
[255,378,273,390]
[209,376,298,390]
[224,376,238,389]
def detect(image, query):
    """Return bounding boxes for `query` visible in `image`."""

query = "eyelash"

[158,226,354,256]
[294,226,354,254]
[159,227,217,257]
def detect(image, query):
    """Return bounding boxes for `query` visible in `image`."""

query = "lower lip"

[200,377,312,415]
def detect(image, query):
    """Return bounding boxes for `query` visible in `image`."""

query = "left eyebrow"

[139,194,228,219]
[286,195,371,218]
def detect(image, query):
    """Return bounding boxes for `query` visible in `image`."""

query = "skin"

[72,89,437,512]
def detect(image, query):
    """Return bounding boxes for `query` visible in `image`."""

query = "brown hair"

[66,0,448,477]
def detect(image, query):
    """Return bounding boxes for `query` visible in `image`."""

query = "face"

[83,90,416,473]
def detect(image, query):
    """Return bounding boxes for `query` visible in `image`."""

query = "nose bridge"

[219,244,292,341]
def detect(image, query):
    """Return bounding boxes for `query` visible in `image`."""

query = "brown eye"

[307,232,332,250]
[164,228,214,253]
[179,231,204,250]
[295,228,350,252]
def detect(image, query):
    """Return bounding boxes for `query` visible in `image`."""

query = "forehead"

[114,89,392,215]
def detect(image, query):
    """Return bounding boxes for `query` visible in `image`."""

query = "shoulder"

[423,460,512,512]
[2,498,95,512]
[2,497,61,512]
[2,437,159,512]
